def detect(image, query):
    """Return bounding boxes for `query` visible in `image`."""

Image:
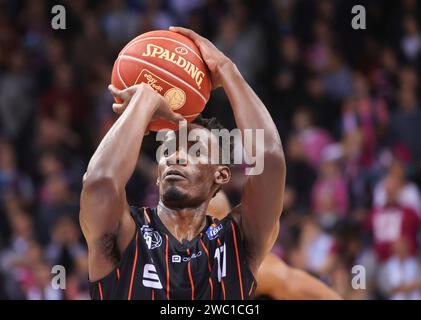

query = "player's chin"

[162,185,190,205]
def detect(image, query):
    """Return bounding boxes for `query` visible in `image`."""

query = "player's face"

[157,124,230,209]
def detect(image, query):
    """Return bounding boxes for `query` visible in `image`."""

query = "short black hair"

[192,115,235,168]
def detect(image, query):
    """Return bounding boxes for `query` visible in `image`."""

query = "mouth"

[164,169,187,181]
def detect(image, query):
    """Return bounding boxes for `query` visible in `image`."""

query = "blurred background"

[1,0,421,300]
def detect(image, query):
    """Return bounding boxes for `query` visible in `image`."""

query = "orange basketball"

[111,30,212,131]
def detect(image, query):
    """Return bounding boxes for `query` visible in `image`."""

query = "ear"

[214,166,231,186]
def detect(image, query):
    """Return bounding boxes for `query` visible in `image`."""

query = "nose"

[166,148,188,166]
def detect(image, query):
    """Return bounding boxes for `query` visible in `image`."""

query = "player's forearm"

[85,90,157,190]
[219,61,284,159]
[289,269,342,300]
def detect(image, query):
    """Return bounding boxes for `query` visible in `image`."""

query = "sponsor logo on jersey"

[206,223,223,240]
[184,251,202,262]
[171,251,202,263]
[141,225,162,250]
[142,264,163,289]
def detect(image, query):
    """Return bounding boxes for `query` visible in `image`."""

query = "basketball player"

[80,27,285,300]
[208,191,341,300]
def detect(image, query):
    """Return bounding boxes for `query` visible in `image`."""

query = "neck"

[157,200,209,243]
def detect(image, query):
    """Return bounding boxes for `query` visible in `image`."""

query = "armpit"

[97,231,121,264]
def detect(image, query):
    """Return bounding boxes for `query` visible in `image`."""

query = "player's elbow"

[263,145,286,171]
[82,171,120,199]
[80,173,122,239]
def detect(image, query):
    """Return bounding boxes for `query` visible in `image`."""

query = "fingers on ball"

[112,103,125,113]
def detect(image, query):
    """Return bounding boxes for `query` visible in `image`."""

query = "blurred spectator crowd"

[1,0,421,300]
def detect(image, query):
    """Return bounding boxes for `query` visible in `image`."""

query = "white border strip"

[118,54,208,103]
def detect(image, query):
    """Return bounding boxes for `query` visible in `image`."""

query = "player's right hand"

[108,83,184,125]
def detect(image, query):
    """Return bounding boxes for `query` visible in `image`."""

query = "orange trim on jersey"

[199,238,212,273]
[116,268,120,280]
[248,280,255,297]
[221,279,226,300]
[152,289,155,300]
[98,282,103,300]
[143,207,151,224]
[187,261,195,300]
[128,231,139,300]
[231,222,244,300]
[165,235,170,300]
[208,277,213,300]
[186,248,195,299]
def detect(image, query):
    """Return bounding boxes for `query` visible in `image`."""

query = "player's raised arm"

[218,60,285,273]
[80,83,183,281]
[170,27,286,275]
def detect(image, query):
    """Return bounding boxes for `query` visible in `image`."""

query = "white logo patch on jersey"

[141,225,162,249]
[171,251,203,264]
[142,264,163,289]
[172,255,181,263]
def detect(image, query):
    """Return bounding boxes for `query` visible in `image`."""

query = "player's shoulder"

[211,204,240,224]
[129,205,154,226]
[209,204,242,237]
[227,204,242,227]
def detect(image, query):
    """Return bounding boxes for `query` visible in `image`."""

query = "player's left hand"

[169,26,232,89]
[108,84,185,134]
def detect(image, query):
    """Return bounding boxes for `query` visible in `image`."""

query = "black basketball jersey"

[89,206,256,300]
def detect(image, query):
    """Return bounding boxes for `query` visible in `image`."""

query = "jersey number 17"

[214,243,226,282]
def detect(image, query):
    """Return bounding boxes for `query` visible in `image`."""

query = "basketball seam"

[184,113,200,118]
[117,59,128,89]
[151,113,199,121]
[120,36,204,63]
[117,55,208,103]
[133,65,144,86]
